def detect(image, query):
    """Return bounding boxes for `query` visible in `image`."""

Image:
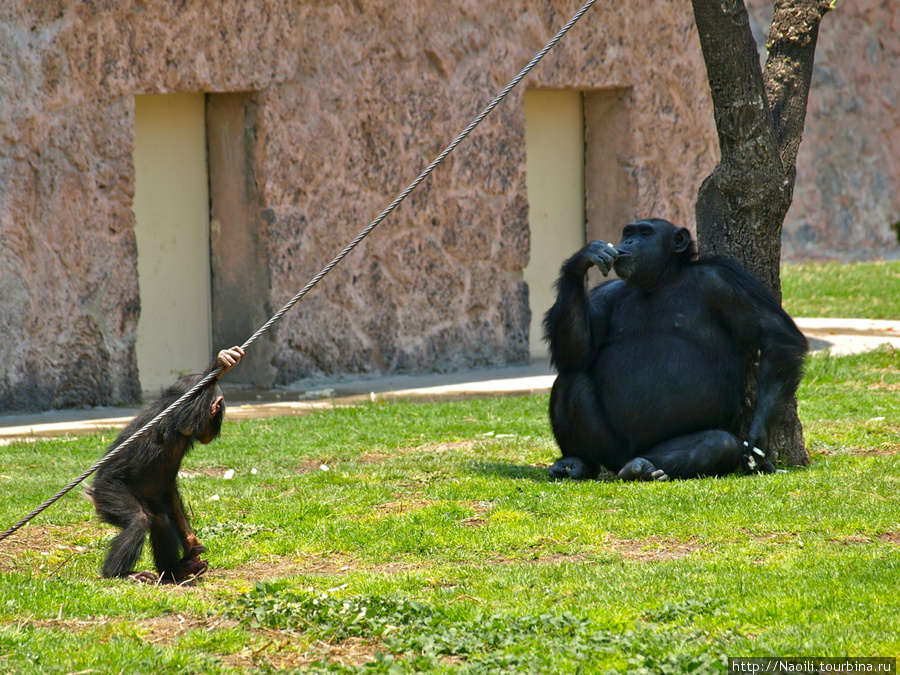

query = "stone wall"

[5,1,898,414]
[7,1,898,413]
[0,0,720,412]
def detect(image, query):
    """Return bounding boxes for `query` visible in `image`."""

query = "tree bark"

[690,0,832,466]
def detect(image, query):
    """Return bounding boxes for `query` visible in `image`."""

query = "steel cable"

[0,0,596,543]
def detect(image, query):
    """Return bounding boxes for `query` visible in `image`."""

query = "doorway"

[133,93,211,394]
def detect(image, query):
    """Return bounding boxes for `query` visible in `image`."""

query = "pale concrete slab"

[795,318,900,356]
[1,319,897,441]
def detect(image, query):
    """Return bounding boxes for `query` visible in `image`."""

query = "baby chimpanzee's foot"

[549,457,593,480]
[158,558,209,584]
[182,544,206,563]
[175,558,208,582]
[617,458,669,482]
[129,570,159,584]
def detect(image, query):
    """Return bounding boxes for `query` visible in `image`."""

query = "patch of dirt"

[748,532,900,547]
[373,498,436,514]
[458,516,487,527]
[358,453,390,463]
[0,523,107,574]
[814,445,900,456]
[211,556,325,582]
[179,466,231,478]
[467,500,495,514]
[294,459,331,474]
[287,442,481,475]
[879,532,900,545]
[212,552,424,581]
[217,549,598,580]
[456,500,495,527]
[28,610,380,671]
[408,440,477,453]
[294,453,394,475]
[864,366,900,375]
[218,634,380,672]
[27,613,239,637]
[528,551,591,564]
[481,551,591,566]
[607,536,702,561]
[742,530,797,543]
[853,445,900,456]
[361,497,495,523]
[829,535,873,545]
[867,382,900,391]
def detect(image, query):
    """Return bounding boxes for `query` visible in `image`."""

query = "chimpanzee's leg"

[167,487,206,563]
[617,430,743,481]
[150,492,208,582]
[91,480,151,579]
[549,373,629,479]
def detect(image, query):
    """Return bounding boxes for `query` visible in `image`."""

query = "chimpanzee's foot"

[549,456,593,480]
[182,544,206,563]
[617,458,669,482]
[171,558,208,583]
[155,558,209,584]
[129,570,159,584]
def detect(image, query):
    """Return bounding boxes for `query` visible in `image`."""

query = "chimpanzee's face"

[613,220,674,285]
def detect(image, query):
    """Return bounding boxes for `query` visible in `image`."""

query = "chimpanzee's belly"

[594,334,743,452]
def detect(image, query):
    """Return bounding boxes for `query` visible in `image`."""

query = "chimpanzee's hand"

[574,240,620,277]
[216,346,244,374]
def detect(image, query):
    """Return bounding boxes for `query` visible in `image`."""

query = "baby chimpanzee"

[88,346,243,583]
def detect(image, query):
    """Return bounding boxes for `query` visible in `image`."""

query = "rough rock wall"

[748,0,900,260]
[0,0,717,412]
[257,1,718,384]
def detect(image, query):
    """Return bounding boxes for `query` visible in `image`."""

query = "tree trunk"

[690,0,832,466]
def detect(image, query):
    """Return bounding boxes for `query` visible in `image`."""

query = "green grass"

[1,262,899,673]
[781,260,900,319]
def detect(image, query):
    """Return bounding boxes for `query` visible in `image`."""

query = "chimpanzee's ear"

[210,396,224,419]
[673,227,692,254]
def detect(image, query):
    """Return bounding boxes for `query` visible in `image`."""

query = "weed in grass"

[3,318,900,671]
[230,582,731,674]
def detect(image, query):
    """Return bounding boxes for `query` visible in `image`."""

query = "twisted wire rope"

[0,0,596,543]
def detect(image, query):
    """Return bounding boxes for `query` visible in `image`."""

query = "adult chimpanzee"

[544,218,807,481]
[88,346,244,582]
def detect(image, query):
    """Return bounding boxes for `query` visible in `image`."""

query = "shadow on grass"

[469,459,619,483]
[469,460,549,481]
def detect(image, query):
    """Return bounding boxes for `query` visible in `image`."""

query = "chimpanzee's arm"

[543,241,621,372]
[747,301,808,454]
[707,261,808,454]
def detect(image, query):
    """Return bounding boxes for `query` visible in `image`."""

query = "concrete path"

[1,318,898,441]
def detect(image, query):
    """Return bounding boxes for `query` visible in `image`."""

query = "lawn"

[781,260,900,319]
[0,262,898,673]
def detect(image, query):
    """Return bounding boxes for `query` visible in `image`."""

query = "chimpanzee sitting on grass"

[544,218,807,481]
[88,346,243,582]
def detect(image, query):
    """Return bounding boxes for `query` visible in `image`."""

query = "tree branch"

[692,0,779,171]
[763,0,833,187]
[691,0,788,285]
